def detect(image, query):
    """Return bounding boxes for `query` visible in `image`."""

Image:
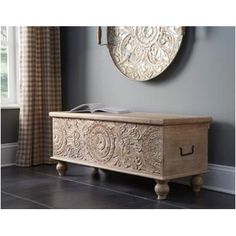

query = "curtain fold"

[16,27,62,167]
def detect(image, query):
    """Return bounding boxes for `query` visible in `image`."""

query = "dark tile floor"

[1,164,235,209]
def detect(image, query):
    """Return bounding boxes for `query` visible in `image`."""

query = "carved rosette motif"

[107,26,184,81]
[85,123,115,163]
[52,118,163,176]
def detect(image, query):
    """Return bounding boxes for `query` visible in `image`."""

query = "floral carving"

[107,26,183,81]
[53,119,67,156]
[52,118,163,176]
[142,127,163,173]
[85,123,115,163]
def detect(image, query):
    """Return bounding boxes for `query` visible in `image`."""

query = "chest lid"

[49,112,212,126]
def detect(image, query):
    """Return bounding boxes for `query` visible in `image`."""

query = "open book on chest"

[69,103,129,114]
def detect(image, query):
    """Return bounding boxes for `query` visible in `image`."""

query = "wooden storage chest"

[50,112,212,200]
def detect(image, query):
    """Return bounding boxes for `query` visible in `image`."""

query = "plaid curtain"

[16,27,62,167]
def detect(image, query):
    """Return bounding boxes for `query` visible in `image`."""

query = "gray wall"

[61,26,235,167]
[1,109,19,143]
[1,27,234,167]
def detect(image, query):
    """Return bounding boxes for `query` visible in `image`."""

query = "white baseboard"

[1,142,17,167]
[173,164,235,195]
[1,142,235,194]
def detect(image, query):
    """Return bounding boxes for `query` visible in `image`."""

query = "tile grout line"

[1,190,53,209]
[32,169,186,209]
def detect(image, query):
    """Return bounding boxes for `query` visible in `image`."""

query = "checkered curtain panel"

[16,27,62,167]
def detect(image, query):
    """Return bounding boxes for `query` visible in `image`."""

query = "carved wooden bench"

[49,112,212,200]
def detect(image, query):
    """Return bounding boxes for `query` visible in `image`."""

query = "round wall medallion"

[107,26,184,81]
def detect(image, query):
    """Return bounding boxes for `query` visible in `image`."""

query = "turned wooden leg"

[191,174,203,192]
[154,180,170,200]
[92,167,99,175]
[56,161,67,176]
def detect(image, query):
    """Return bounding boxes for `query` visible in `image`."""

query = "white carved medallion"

[107,26,184,81]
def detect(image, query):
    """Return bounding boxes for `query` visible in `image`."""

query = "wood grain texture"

[50,112,212,200]
[49,112,212,126]
[163,124,209,179]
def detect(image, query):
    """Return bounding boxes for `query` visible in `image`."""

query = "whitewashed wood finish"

[163,124,209,179]
[50,112,212,200]
[154,180,170,200]
[52,118,163,177]
[191,174,204,192]
[107,27,184,81]
[49,112,212,125]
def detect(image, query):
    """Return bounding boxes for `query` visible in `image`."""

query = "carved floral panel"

[107,26,184,81]
[53,118,163,176]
